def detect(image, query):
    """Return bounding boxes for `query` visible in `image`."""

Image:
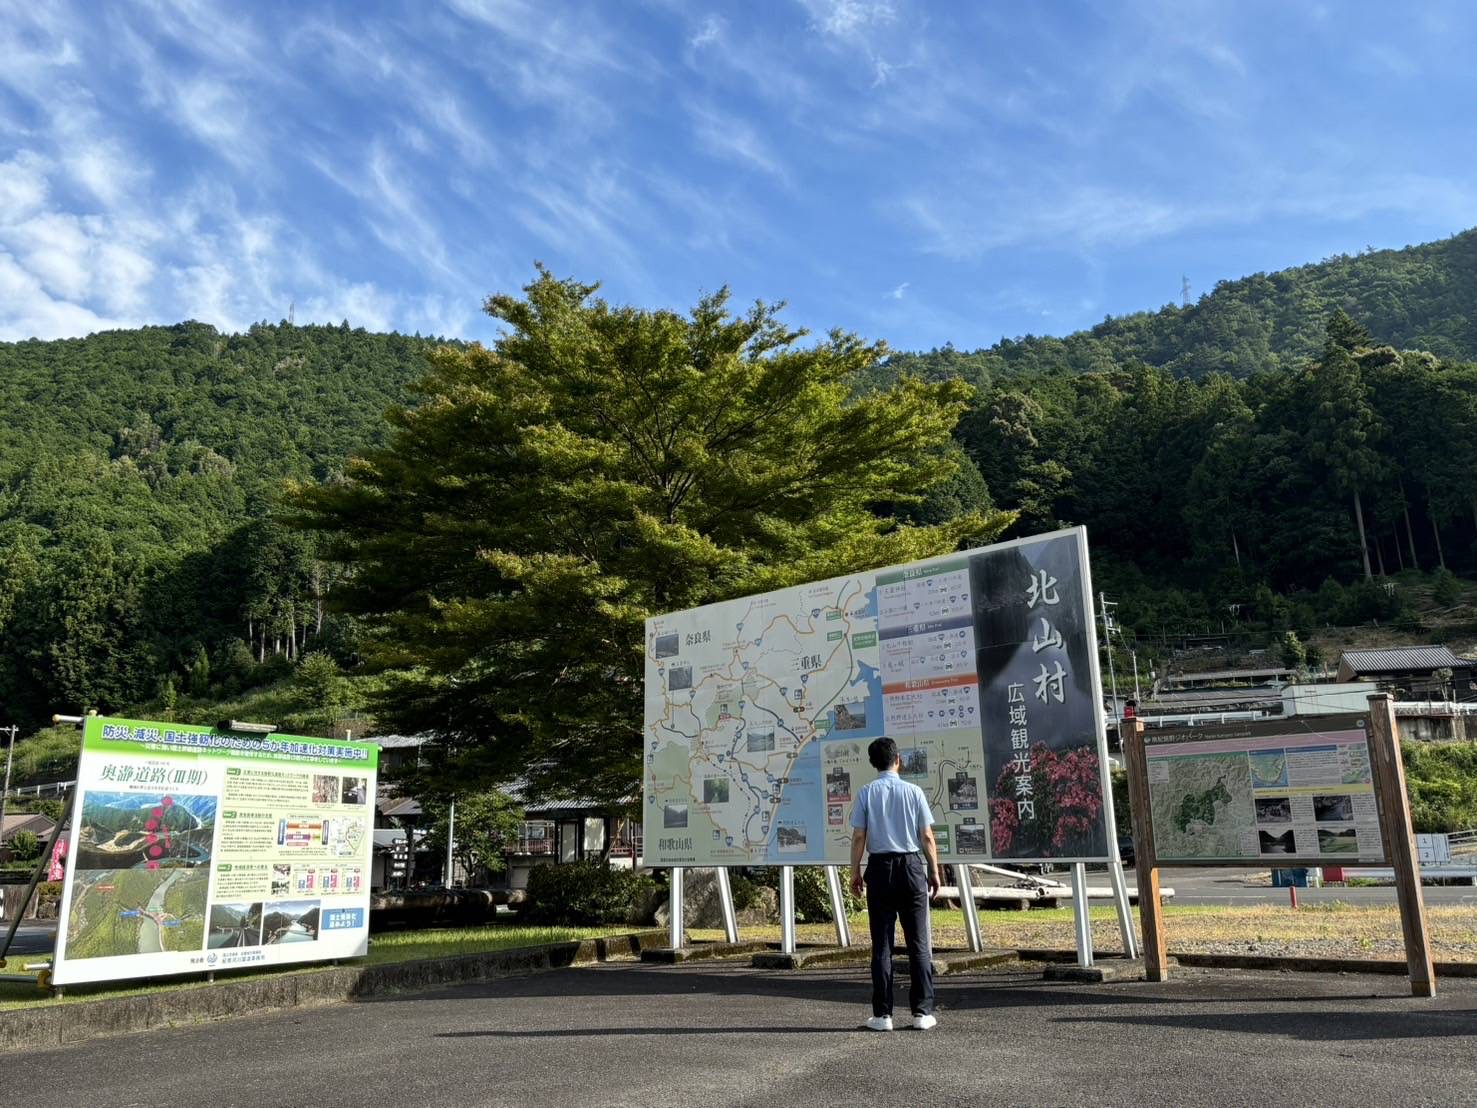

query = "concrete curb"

[0,929,669,1053]
[641,941,772,964]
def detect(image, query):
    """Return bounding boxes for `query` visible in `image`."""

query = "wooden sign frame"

[1123,694,1435,996]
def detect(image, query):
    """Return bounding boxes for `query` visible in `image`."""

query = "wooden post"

[1121,718,1169,982]
[1367,694,1436,997]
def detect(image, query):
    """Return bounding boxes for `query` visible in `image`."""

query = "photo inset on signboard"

[65,867,210,959]
[775,823,807,853]
[1254,796,1292,824]
[1313,794,1354,822]
[1258,829,1296,855]
[311,775,338,804]
[746,728,775,752]
[271,864,292,896]
[702,778,729,804]
[263,900,321,944]
[663,804,688,828]
[832,701,866,731]
[825,767,851,802]
[948,772,978,811]
[899,748,928,777]
[955,823,989,855]
[654,632,680,658]
[341,777,368,805]
[1317,827,1360,854]
[668,664,693,691]
[208,901,264,949]
[75,792,217,870]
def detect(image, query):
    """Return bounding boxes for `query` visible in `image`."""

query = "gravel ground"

[696,903,1477,962]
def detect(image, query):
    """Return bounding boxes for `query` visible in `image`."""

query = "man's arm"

[919,824,941,897]
[850,828,867,897]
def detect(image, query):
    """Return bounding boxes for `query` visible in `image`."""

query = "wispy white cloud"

[887,281,909,300]
[686,103,788,181]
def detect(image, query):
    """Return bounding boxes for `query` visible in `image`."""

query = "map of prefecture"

[642,528,1113,865]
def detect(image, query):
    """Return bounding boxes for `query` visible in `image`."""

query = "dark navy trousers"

[864,851,934,1017]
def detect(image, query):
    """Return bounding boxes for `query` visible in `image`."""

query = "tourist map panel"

[642,528,1114,866]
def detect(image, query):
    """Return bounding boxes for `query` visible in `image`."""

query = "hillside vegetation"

[2,234,1477,770]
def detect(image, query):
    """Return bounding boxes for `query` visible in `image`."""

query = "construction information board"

[642,527,1113,866]
[1145,713,1386,864]
[53,717,378,986]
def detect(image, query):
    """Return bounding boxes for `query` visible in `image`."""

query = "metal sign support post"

[1368,694,1436,997]
[1106,857,1138,960]
[957,864,984,953]
[714,867,740,944]
[778,865,797,954]
[823,865,851,947]
[667,867,685,950]
[1070,863,1094,967]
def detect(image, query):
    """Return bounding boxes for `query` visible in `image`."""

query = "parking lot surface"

[10,959,1477,1107]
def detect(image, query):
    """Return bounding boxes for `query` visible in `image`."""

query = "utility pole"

[0,724,17,853]
[1099,593,1120,717]
[445,798,456,888]
[1131,651,1141,702]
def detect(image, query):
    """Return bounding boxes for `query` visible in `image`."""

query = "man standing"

[849,736,941,1031]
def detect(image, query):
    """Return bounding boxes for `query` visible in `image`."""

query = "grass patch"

[0,922,632,1012]
[691,903,1477,962]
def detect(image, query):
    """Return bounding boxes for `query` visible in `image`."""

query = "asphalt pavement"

[8,959,1477,1107]
[0,921,57,958]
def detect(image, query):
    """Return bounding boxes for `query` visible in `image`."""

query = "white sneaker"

[865,1015,893,1032]
[911,1013,937,1030]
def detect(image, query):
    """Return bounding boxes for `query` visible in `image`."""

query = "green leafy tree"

[294,271,1010,800]
[1303,312,1385,580]
[1278,630,1307,671]
[420,790,523,880]
[291,651,348,736]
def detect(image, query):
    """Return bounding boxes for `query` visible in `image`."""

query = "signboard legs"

[668,867,685,950]
[1070,863,1094,967]
[823,866,851,947]
[1368,694,1436,997]
[714,867,740,944]
[957,864,983,953]
[778,866,797,955]
[1107,858,1138,960]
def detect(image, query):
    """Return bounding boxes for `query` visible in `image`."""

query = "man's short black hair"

[868,737,899,771]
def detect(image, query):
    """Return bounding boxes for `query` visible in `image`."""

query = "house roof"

[1,813,54,840]
[1338,646,1465,675]
[368,734,432,750]
[1165,667,1294,685]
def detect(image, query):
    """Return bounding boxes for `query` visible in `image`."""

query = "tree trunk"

[1394,531,1405,572]
[1401,481,1419,570]
[1374,532,1387,578]
[1429,496,1447,569]
[1353,489,1373,581]
[1231,530,1242,570]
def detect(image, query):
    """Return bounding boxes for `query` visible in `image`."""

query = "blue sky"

[1,0,1473,350]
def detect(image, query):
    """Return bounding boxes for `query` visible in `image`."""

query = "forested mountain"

[878,228,1477,385]
[4,229,1477,741]
[0,322,438,729]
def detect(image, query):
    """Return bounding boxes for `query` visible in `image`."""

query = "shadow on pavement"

[438,1026,863,1038]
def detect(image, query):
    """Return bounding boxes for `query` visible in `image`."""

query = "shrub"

[521,860,656,926]
[1432,569,1463,607]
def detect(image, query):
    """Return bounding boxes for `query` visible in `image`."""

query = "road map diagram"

[642,529,1114,866]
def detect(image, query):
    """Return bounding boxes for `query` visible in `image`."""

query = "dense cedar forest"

[3,230,1477,738]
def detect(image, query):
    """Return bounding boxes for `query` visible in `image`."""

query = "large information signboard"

[642,527,1113,866]
[1145,713,1386,864]
[53,717,377,986]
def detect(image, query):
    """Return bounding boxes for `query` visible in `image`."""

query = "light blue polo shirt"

[850,770,934,854]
